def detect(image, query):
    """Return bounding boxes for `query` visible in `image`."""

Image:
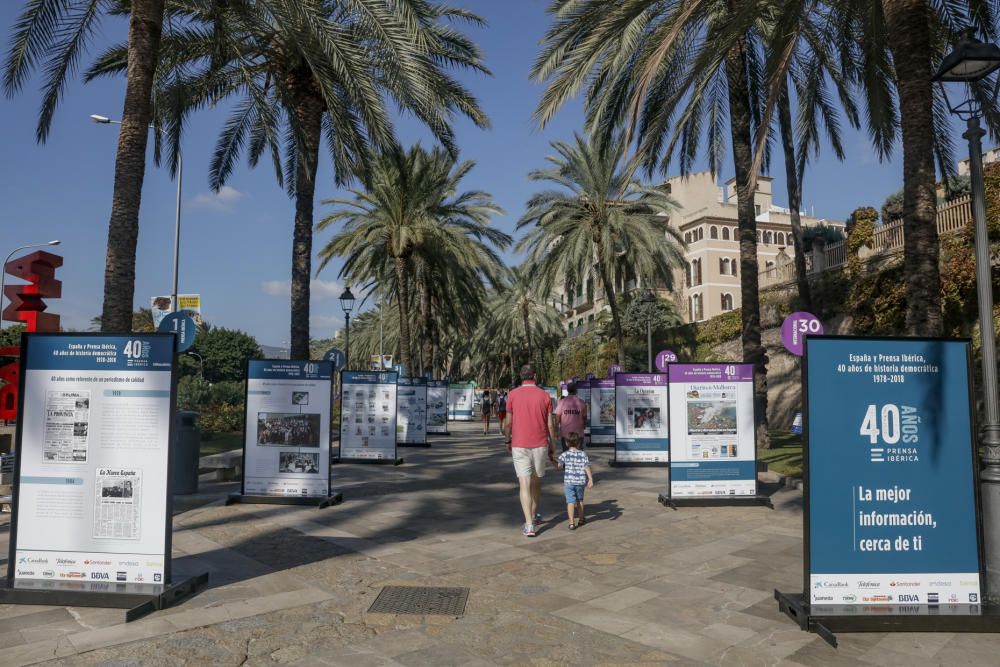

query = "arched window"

[757,230,762,242]
[698,228,704,240]
[693,259,702,286]
[685,232,691,244]
[722,227,730,241]
[688,296,694,321]
[568,322,574,335]
[721,293,734,311]
[731,259,737,277]
[693,294,703,321]
[765,261,775,270]
[719,258,727,275]
[685,263,692,288]
[765,231,773,244]
[710,226,718,240]
[577,318,584,328]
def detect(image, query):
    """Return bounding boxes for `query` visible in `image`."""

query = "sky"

[0,0,927,347]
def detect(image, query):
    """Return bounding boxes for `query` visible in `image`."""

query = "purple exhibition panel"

[667,363,757,497]
[614,373,669,463]
[589,378,616,444]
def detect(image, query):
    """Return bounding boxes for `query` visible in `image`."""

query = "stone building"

[554,171,843,336]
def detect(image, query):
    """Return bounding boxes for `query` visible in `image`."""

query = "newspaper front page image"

[43,390,90,463]
[93,468,141,540]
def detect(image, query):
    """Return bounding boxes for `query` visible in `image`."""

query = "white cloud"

[259,278,343,301]
[189,185,246,211]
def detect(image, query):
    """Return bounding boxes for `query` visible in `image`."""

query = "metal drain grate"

[368,586,470,616]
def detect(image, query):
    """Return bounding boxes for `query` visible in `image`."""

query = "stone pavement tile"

[697,622,758,645]
[517,592,582,613]
[785,631,887,666]
[65,615,180,654]
[0,629,25,649]
[869,631,954,658]
[553,602,646,635]
[350,629,440,658]
[0,636,75,666]
[395,644,494,667]
[733,625,821,661]
[588,586,661,612]
[547,578,622,602]
[0,607,73,634]
[620,621,728,661]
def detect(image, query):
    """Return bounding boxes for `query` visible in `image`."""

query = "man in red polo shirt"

[503,364,556,537]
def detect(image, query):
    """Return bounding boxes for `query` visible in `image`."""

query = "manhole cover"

[368,586,469,616]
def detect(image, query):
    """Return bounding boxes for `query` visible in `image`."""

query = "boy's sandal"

[568,522,576,530]
[577,517,586,526]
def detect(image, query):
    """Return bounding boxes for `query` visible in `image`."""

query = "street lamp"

[592,332,600,375]
[91,114,183,314]
[934,29,1000,601]
[641,289,656,372]
[340,286,356,370]
[0,240,61,330]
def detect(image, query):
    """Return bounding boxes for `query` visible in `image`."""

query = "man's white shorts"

[512,446,547,478]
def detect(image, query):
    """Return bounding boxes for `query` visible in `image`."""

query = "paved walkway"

[1,423,1000,666]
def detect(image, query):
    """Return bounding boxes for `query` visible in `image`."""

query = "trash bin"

[173,411,200,495]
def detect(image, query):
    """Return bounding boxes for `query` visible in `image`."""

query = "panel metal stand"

[397,442,431,448]
[658,492,773,509]
[774,590,1000,648]
[0,573,209,623]
[226,492,343,508]
[608,458,668,467]
[334,457,404,466]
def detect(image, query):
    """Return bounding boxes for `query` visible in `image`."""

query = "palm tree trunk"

[522,305,534,370]
[393,255,413,370]
[289,93,323,360]
[420,280,434,377]
[597,263,626,366]
[100,0,165,332]
[883,0,942,336]
[777,78,812,313]
[725,32,771,449]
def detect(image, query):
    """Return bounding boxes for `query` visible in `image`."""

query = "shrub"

[209,380,245,406]
[177,375,212,411]
[197,403,244,434]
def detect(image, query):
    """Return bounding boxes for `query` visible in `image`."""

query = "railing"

[758,195,973,288]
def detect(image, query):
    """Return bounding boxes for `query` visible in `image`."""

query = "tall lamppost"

[934,29,1000,600]
[0,240,61,330]
[641,289,656,372]
[592,332,600,375]
[91,114,183,313]
[340,286,356,370]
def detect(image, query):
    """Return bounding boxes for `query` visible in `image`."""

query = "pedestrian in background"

[552,381,588,451]
[481,390,494,434]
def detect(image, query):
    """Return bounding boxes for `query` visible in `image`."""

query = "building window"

[568,322,574,335]
[757,230,762,242]
[755,204,761,216]
[731,258,737,277]
[766,261,775,270]
[698,228,704,241]
[765,231,772,244]
[684,231,691,244]
[685,263,692,288]
[721,293,734,311]
[722,227,730,241]
[688,296,694,321]
[692,293,703,321]
[710,226,718,240]
[691,258,702,286]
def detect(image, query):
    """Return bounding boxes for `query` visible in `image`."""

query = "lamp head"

[47,240,61,246]
[89,114,111,124]
[339,286,356,314]
[934,29,1000,82]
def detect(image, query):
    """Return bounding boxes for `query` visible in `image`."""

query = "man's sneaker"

[523,523,537,537]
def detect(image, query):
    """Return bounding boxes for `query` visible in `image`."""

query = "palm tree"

[835,1,1000,336]
[317,144,508,370]
[517,133,684,366]
[484,267,564,378]
[87,1,491,359]
[5,0,167,332]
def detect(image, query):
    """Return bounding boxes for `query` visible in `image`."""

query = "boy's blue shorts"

[564,484,586,503]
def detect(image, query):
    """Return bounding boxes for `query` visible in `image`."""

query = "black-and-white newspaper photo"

[93,468,141,540]
[43,390,90,463]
